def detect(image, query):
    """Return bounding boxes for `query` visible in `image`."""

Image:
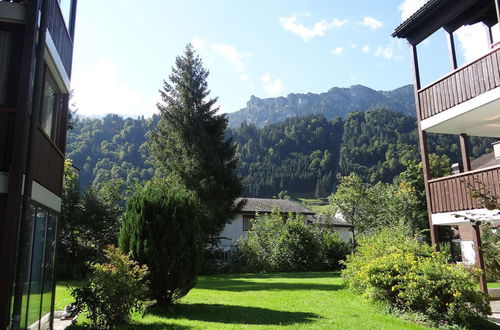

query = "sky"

[65,0,497,118]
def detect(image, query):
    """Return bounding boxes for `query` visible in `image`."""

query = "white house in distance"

[217,197,354,250]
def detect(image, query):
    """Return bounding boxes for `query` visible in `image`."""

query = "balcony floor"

[421,86,500,137]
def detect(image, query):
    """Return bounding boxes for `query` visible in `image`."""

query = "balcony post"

[473,224,488,294]
[459,133,471,172]
[446,31,458,70]
[410,43,439,247]
[496,0,500,32]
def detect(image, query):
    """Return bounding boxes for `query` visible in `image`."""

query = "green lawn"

[489,282,500,289]
[57,272,436,329]
[296,197,331,214]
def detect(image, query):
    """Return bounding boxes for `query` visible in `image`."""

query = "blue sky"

[69,0,495,118]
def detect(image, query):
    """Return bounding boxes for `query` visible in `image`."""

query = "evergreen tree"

[119,180,200,305]
[149,44,242,240]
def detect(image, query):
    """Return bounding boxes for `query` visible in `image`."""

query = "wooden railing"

[33,127,64,195]
[418,46,500,121]
[46,0,73,76]
[428,165,500,213]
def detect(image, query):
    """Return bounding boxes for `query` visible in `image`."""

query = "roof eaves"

[392,0,441,38]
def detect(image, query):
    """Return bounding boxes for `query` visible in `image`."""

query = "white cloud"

[455,24,490,63]
[240,74,249,81]
[375,46,394,59]
[211,43,245,71]
[261,73,284,96]
[362,45,370,53]
[265,78,284,96]
[351,43,357,49]
[279,14,348,41]
[361,17,383,30]
[72,58,151,117]
[331,47,344,55]
[191,36,207,51]
[398,0,427,21]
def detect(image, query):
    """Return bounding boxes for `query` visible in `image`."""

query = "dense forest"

[67,109,495,198]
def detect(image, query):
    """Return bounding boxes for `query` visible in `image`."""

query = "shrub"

[71,245,148,329]
[119,180,200,305]
[321,231,351,270]
[239,208,324,272]
[342,228,491,327]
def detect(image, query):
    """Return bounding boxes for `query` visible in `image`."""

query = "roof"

[392,0,497,45]
[471,152,500,170]
[235,197,315,215]
[313,214,354,228]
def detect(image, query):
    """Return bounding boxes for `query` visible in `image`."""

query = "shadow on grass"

[195,279,343,292]
[145,303,320,325]
[69,323,192,330]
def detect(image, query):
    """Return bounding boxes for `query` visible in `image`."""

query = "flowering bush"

[71,246,149,329]
[342,228,491,327]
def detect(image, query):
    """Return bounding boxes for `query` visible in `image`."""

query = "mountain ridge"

[227,84,415,128]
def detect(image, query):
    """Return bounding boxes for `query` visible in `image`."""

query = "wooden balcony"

[428,165,500,214]
[33,127,64,195]
[47,0,73,76]
[418,46,500,121]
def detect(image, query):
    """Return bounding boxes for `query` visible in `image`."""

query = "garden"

[55,45,500,329]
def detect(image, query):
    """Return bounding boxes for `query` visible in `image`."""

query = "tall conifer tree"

[149,44,242,241]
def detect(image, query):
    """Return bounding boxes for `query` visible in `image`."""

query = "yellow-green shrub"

[342,228,491,327]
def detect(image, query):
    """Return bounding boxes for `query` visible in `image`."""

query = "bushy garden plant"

[321,231,351,270]
[71,245,148,329]
[239,208,349,272]
[119,180,200,305]
[342,228,491,327]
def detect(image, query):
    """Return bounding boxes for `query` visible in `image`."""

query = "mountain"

[227,84,415,128]
[67,110,495,199]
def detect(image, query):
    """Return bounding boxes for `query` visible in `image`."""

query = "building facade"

[217,198,353,250]
[0,0,77,328]
[393,0,500,293]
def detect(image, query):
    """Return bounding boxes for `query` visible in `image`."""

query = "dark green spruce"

[148,44,242,241]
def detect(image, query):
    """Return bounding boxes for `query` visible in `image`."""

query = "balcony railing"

[418,46,500,121]
[428,165,500,214]
[33,127,64,195]
[47,0,73,76]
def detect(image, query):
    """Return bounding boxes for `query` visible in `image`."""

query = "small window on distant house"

[243,215,254,231]
[40,71,61,139]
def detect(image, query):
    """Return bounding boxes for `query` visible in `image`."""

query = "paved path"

[490,300,500,326]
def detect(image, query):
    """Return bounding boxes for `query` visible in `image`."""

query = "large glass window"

[26,208,47,328]
[40,72,60,138]
[11,203,59,330]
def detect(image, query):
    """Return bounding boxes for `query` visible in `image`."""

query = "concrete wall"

[218,214,247,249]
[333,226,352,243]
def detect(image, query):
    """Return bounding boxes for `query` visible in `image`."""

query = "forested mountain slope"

[67,110,494,198]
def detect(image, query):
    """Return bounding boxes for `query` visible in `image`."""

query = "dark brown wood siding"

[32,127,64,196]
[428,165,500,213]
[418,47,500,120]
[0,112,14,172]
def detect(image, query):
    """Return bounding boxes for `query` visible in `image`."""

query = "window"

[40,70,61,140]
[242,215,254,231]
[13,203,59,329]
[0,30,12,105]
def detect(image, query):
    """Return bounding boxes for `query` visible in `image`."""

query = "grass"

[296,197,331,214]
[488,282,500,289]
[56,272,435,329]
